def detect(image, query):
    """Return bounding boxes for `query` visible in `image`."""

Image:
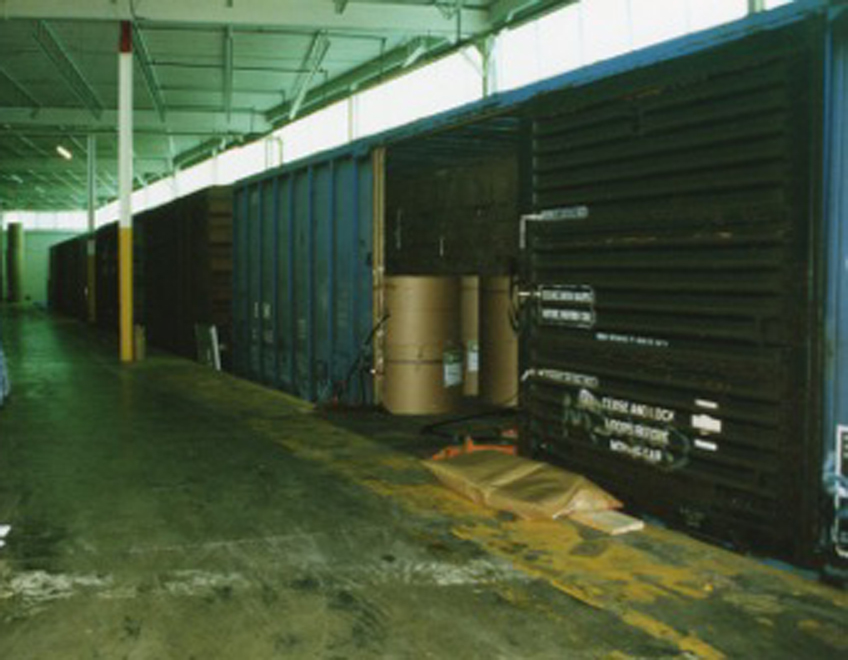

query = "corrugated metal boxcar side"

[48,235,88,320]
[520,6,846,567]
[53,188,233,367]
[94,223,119,332]
[136,186,233,365]
[821,6,848,572]
[233,152,374,403]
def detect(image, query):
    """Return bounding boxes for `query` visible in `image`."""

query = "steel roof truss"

[0,65,42,114]
[133,25,167,123]
[289,31,331,121]
[33,20,105,119]
[2,1,488,37]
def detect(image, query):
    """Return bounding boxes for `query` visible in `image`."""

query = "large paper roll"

[479,276,518,407]
[383,276,462,415]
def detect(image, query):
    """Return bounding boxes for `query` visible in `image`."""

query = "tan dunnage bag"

[487,464,621,520]
[423,451,541,507]
[423,451,621,520]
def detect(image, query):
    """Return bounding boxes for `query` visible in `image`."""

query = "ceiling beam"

[0,185,86,211]
[160,84,283,96]
[0,158,171,174]
[167,135,178,170]
[265,35,448,125]
[133,25,167,123]
[33,21,105,119]
[153,60,309,74]
[172,137,228,170]
[1,0,489,37]
[17,133,51,156]
[0,107,271,136]
[0,140,26,158]
[289,32,331,121]
[0,65,42,112]
[488,0,575,28]
[223,27,234,123]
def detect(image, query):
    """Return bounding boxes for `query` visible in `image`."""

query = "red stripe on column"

[120,21,133,53]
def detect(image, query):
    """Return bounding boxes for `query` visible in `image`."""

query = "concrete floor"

[0,306,845,659]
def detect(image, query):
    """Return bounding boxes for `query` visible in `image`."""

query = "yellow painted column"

[118,22,134,362]
[119,226,133,361]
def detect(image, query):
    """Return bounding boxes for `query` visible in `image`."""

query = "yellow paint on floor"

[156,365,848,659]
[797,619,848,650]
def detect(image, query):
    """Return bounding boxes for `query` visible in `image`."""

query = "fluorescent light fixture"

[56,145,73,160]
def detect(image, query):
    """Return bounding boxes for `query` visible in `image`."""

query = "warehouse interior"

[1,1,847,658]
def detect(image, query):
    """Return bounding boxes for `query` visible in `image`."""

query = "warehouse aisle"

[0,307,845,659]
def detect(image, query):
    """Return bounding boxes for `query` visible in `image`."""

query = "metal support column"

[748,0,765,14]
[118,21,134,362]
[481,36,497,98]
[86,134,97,323]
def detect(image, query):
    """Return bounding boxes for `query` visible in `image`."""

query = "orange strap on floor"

[431,437,517,461]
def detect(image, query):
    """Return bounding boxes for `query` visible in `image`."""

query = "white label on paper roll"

[466,341,479,373]
[444,350,464,388]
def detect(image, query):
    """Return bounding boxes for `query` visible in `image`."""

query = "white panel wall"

[495,0,773,93]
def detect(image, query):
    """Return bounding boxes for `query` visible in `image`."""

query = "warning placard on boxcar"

[559,386,691,469]
[537,285,596,330]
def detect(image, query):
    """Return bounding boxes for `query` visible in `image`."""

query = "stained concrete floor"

[0,306,845,659]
